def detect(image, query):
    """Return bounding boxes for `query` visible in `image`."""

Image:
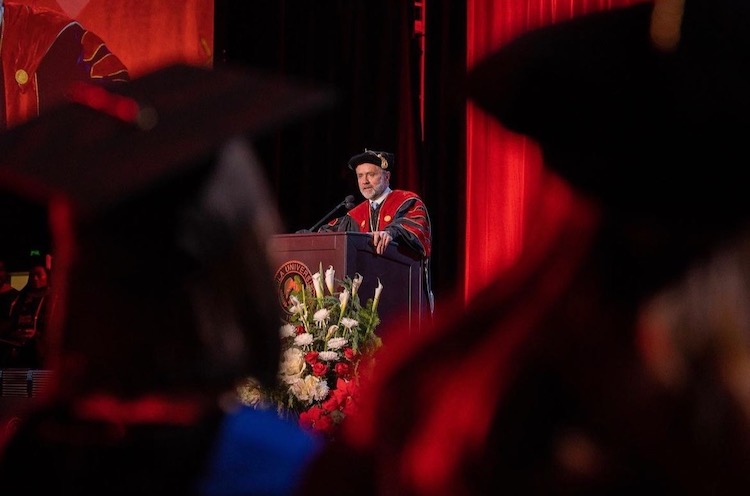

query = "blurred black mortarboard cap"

[0,63,335,393]
[467,0,750,295]
[0,63,335,219]
[467,0,750,222]
[347,148,395,171]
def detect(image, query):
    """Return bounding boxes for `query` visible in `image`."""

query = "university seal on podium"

[274,260,315,313]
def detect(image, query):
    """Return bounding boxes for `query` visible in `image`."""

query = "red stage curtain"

[16,0,213,76]
[465,0,649,299]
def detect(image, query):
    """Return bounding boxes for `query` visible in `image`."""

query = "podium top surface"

[269,232,420,264]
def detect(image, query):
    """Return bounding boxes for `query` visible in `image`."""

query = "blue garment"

[197,405,323,496]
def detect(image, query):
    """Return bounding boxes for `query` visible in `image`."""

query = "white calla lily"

[312,271,324,301]
[325,265,336,294]
[339,289,350,315]
[373,278,384,312]
[351,273,363,297]
[289,295,305,315]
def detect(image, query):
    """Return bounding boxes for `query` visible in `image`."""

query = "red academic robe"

[325,189,431,258]
[1,3,129,128]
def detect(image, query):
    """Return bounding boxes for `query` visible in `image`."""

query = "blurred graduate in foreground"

[299,0,750,494]
[0,62,334,495]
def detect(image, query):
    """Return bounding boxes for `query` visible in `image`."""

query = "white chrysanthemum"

[279,348,306,383]
[313,308,330,326]
[318,350,339,361]
[312,378,331,401]
[289,375,330,403]
[340,317,358,330]
[280,323,296,338]
[294,333,314,347]
[327,337,348,350]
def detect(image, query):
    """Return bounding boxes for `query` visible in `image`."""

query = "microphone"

[307,195,357,232]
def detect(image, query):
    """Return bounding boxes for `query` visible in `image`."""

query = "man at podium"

[318,148,433,312]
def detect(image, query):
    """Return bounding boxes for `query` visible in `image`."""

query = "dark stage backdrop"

[214,0,466,299]
[0,1,465,300]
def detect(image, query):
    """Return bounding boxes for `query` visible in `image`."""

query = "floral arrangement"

[237,264,384,437]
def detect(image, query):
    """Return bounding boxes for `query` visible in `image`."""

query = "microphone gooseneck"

[308,195,357,232]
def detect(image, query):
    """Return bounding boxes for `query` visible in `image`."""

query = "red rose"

[299,405,324,430]
[336,377,356,394]
[312,362,329,377]
[314,413,335,434]
[344,348,357,361]
[304,351,319,364]
[322,395,340,411]
[300,405,336,434]
[295,325,305,335]
[331,387,348,404]
[334,362,351,377]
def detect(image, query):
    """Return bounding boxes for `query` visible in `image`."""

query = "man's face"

[30,266,47,289]
[355,163,390,200]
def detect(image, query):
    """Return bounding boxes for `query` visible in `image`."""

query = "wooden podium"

[269,232,427,333]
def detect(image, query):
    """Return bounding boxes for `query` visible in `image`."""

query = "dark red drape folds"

[465,0,649,299]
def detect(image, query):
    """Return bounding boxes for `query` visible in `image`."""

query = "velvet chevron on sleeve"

[320,190,431,258]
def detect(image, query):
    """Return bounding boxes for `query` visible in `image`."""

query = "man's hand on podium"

[372,230,393,255]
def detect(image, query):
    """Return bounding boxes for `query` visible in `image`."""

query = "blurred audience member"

[0,260,54,369]
[298,0,750,494]
[0,63,332,495]
[0,258,19,338]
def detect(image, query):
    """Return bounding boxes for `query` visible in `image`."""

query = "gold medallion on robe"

[15,69,29,85]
